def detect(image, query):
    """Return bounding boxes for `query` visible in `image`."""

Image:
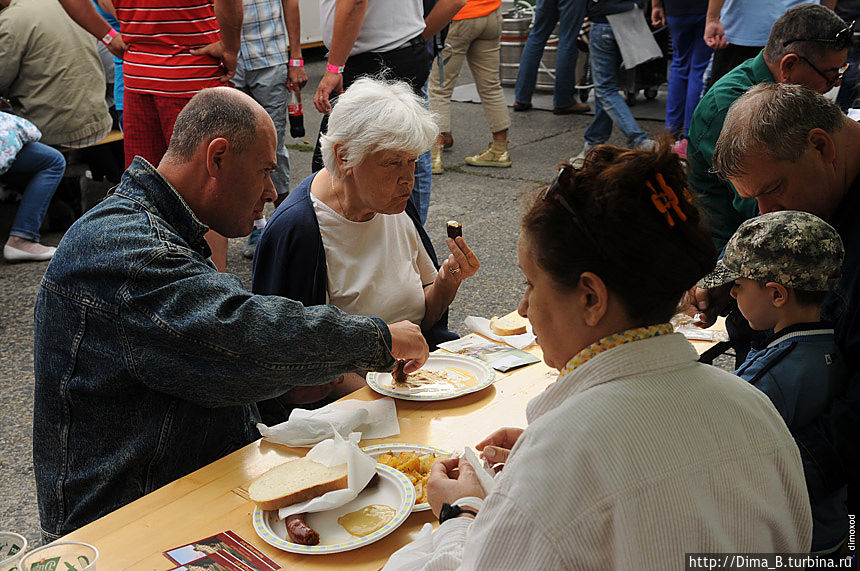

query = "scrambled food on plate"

[377,450,448,504]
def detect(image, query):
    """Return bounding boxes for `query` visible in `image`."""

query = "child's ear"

[766,282,789,308]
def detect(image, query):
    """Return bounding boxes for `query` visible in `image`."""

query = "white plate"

[366,354,495,401]
[252,464,415,555]
[362,443,452,512]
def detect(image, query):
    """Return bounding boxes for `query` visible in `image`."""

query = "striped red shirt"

[116,0,223,96]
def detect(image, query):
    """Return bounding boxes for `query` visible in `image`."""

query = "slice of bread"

[249,457,349,511]
[489,314,528,336]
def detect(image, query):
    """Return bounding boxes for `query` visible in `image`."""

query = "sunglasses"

[796,54,850,86]
[783,20,855,50]
[542,166,603,253]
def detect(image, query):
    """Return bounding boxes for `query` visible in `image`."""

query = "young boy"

[699,210,848,554]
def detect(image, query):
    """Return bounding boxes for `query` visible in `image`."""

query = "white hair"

[320,76,439,178]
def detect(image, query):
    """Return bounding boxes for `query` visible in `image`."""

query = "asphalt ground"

[0,49,685,548]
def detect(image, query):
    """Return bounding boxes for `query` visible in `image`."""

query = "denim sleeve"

[118,248,395,408]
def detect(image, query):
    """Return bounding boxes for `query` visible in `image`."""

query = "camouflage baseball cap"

[698,211,843,291]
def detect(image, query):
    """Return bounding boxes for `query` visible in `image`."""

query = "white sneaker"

[570,142,599,166]
[3,243,56,262]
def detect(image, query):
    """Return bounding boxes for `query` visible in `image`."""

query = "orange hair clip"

[646,173,688,227]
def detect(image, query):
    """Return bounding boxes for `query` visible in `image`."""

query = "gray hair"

[712,83,845,179]
[165,87,259,161]
[764,4,849,63]
[320,76,438,178]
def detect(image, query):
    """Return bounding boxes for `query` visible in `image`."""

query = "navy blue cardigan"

[252,173,457,349]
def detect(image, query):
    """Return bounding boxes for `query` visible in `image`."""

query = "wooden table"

[59,320,727,569]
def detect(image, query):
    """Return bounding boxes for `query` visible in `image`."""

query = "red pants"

[123,90,193,168]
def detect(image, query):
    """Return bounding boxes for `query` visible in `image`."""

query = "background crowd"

[1,0,859,566]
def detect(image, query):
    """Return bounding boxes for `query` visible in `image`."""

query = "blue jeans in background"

[8,142,65,242]
[513,0,586,108]
[584,22,649,148]
[409,81,432,224]
[666,13,711,137]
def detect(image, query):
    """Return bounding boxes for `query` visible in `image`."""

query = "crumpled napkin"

[464,316,536,349]
[277,430,378,518]
[257,398,400,447]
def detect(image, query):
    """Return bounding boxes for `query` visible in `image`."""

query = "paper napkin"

[257,398,400,447]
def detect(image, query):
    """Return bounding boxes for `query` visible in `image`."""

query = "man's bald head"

[164,87,268,163]
[713,83,845,180]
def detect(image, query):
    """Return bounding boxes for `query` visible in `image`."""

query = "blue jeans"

[666,14,711,137]
[584,22,649,148]
[8,142,65,242]
[409,81,432,224]
[513,0,586,108]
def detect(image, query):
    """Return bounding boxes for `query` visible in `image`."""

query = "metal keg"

[499,8,531,86]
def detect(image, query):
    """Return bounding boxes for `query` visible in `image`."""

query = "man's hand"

[107,33,128,59]
[427,457,486,518]
[476,427,523,471]
[288,66,308,90]
[190,40,238,82]
[693,283,732,328]
[704,17,727,49]
[313,71,344,114]
[651,6,666,27]
[387,320,429,373]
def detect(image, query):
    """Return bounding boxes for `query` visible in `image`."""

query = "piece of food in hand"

[393,359,407,384]
[285,513,320,545]
[446,220,463,240]
[489,313,528,336]
[248,457,348,511]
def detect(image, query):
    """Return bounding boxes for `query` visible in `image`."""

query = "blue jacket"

[735,322,848,551]
[252,173,457,349]
[33,158,397,539]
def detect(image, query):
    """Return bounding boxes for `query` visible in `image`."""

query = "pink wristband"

[100,28,118,46]
[326,62,345,74]
[289,59,304,67]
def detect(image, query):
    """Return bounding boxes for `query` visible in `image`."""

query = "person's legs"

[7,142,65,249]
[665,14,695,136]
[411,82,432,223]
[468,9,511,137]
[552,0,586,109]
[429,18,472,135]
[587,22,649,148]
[836,41,860,113]
[685,16,711,136]
[122,90,165,168]
[513,0,559,106]
[244,64,292,256]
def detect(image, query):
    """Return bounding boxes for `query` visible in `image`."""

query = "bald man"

[32,87,428,540]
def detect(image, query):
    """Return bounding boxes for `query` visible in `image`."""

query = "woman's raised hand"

[442,236,480,281]
[475,427,524,470]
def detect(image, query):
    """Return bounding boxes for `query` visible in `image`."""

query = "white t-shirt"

[320,0,425,56]
[312,196,437,325]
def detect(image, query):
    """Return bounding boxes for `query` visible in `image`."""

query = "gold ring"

[450,267,461,274]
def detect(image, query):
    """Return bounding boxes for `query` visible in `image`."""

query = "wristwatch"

[438,502,478,525]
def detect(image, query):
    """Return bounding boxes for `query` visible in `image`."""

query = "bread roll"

[249,457,348,511]
[489,314,528,336]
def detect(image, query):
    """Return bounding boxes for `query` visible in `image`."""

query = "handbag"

[0,111,42,175]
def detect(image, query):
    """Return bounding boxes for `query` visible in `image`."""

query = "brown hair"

[522,140,718,326]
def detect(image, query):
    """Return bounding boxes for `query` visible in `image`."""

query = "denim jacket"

[33,158,396,539]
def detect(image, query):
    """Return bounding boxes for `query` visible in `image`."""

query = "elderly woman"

[252,77,479,419]
[385,143,812,569]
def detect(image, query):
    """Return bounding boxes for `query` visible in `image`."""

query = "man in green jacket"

[687,3,850,250]
[0,0,112,147]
